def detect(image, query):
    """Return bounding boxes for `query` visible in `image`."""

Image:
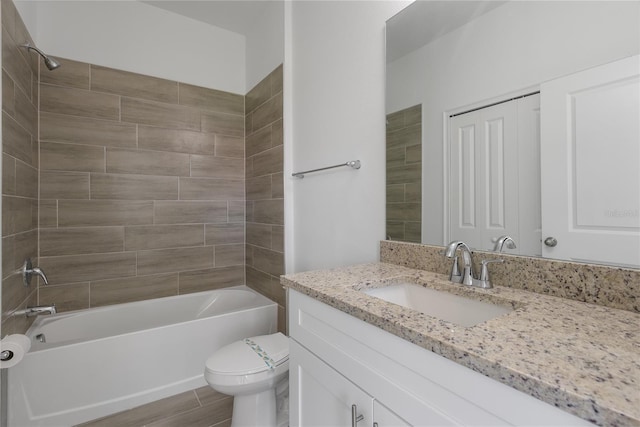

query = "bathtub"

[7,285,277,427]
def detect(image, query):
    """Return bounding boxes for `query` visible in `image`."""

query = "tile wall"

[1,0,40,335]
[244,65,286,333]
[35,57,247,313]
[386,104,421,243]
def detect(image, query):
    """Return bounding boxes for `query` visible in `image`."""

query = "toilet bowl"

[205,332,289,427]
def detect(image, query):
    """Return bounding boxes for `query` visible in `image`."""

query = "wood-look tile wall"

[1,0,40,335]
[245,65,285,332]
[386,104,422,243]
[37,57,246,312]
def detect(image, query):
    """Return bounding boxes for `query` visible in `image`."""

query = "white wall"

[246,0,284,91]
[386,1,640,245]
[15,1,246,93]
[286,0,410,273]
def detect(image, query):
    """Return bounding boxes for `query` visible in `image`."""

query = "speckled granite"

[281,263,640,427]
[380,240,640,313]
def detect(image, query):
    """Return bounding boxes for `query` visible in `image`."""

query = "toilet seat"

[205,332,289,387]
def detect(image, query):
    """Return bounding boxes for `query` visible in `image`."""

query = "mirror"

[386,1,640,267]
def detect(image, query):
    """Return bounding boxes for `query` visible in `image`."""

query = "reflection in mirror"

[386,1,640,267]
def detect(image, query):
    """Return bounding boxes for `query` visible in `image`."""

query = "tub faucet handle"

[22,258,49,286]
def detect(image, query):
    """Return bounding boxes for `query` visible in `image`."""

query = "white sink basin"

[362,283,513,327]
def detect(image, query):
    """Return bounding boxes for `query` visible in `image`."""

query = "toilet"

[205,332,289,427]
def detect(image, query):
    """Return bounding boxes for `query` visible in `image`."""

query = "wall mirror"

[386,0,640,268]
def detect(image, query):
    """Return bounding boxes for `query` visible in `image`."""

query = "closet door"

[541,55,639,267]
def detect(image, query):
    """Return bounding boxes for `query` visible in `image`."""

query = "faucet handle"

[22,258,50,286]
[479,259,504,281]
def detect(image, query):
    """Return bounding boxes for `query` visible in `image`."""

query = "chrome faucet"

[445,241,502,289]
[22,258,49,286]
[14,304,57,317]
[493,235,516,253]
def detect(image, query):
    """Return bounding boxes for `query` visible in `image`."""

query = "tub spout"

[14,305,57,317]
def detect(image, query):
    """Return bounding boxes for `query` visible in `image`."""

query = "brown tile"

[200,111,244,137]
[251,246,284,276]
[14,84,36,135]
[124,224,204,251]
[40,112,137,148]
[121,97,200,131]
[106,148,190,176]
[246,223,271,248]
[91,273,179,307]
[228,201,245,223]
[387,184,405,203]
[13,230,37,271]
[1,0,16,42]
[387,202,421,222]
[91,65,179,103]
[2,27,32,96]
[146,396,233,427]
[272,226,284,252]
[215,135,244,158]
[91,173,178,200]
[406,144,422,164]
[245,125,271,157]
[2,70,15,117]
[251,92,282,131]
[14,10,37,74]
[39,252,137,284]
[205,223,244,245]
[271,173,284,199]
[40,141,105,173]
[138,126,215,155]
[39,200,58,228]
[137,246,213,275]
[77,391,199,427]
[386,147,405,169]
[178,265,244,294]
[271,64,283,95]
[154,201,228,225]
[245,72,271,115]
[278,304,286,334]
[40,227,124,256]
[2,195,36,235]
[404,221,422,243]
[214,244,244,267]
[246,175,271,201]
[58,200,153,227]
[179,178,244,201]
[251,145,282,177]
[253,199,283,225]
[40,57,90,89]
[387,124,421,150]
[271,118,283,147]
[179,83,243,115]
[194,386,232,406]
[246,267,284,305]
[39,283,90,312]
[2,154,16,195]
[406,182,421,203]
[387,163,421,185]
[190,155,244,179]
[3,111,34,165]
[15,160,37,198]
[40,171,90,199]
[404,104,422,126]
[40,84,120,120]
[2,235,15,275]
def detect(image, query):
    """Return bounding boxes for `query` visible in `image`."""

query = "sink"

[361,282,513,327]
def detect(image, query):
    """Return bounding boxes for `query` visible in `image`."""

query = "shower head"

[22,43,61,71]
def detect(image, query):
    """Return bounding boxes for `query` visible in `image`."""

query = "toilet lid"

[205,332,289,375]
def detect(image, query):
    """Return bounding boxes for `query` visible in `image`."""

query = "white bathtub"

[7,285,277,427]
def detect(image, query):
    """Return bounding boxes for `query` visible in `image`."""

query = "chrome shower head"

[22,43,61,71]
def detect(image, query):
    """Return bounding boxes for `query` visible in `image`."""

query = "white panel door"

[449,101,520,251]
[289,340,372,427]
[540,55,640,267]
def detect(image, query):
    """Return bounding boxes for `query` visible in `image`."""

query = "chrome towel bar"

[292,160,361,179]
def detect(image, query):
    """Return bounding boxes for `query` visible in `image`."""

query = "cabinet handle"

[351,404,364,426]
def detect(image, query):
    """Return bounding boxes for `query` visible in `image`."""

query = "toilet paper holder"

[1,350,14,361]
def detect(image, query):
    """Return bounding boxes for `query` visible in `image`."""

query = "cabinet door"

[373,400,411,427]
[290,340,372,427]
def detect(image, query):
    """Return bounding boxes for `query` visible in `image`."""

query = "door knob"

[544,237,558,247]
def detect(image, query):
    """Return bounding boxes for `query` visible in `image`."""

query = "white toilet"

[205,332,289,427]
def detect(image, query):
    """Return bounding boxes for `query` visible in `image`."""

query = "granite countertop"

[281,262,640,427]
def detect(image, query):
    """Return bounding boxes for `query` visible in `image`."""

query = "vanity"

[282,243,640,427]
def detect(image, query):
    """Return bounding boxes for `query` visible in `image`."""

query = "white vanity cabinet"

[288,290,592,427]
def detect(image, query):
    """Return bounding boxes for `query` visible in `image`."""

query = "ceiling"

[386,0,508,62]
[142,0,272,36]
